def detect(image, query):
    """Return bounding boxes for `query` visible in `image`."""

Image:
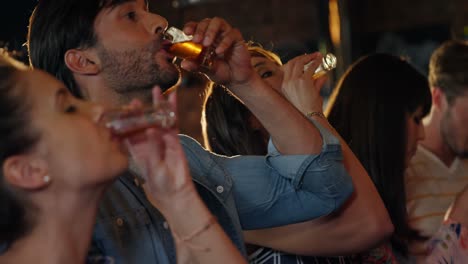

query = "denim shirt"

[89,119,354,264]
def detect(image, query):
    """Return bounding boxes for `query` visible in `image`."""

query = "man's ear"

[432,87,447,110]
[2,155,50,190]
[64,49,100,75]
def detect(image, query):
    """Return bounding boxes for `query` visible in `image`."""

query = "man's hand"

[180,17,255,88]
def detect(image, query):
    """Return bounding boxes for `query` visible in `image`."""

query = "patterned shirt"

[354,244,399,264]
[405,145,468,258]
[248,247,354,264]
[426,219,468,263]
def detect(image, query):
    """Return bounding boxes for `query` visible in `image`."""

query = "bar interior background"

[1,0,467,139]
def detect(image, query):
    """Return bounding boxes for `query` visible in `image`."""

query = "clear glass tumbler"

[101,101,176,138]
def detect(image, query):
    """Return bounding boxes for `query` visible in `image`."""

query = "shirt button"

[133,177,140,187]
[163,221,169,229]
[116,218,124,226]
[216,185,224,193]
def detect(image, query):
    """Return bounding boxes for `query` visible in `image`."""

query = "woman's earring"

[43,175,51,183]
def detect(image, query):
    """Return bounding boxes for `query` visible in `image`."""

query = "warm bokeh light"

[329,0,341,46]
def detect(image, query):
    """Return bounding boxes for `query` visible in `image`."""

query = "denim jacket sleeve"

[213,118,354,230]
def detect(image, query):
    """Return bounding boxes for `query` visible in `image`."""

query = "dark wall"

[152,0,324,62]
[349,0,465,72]
[1,0,466,141]
[2,0,466,70]
[152,0,466,72]
[0,0,37,58]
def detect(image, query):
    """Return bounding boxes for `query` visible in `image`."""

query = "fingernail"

[203,36,211,46]
[193,34,202,42]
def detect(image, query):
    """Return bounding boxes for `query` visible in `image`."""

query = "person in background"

[405,40,468,259]
[202,45,393,263]
[0,52,246,264]
[326,53,432,262]
[426,183,468,262]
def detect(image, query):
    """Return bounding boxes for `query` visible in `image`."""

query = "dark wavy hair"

[27,0,147,98]
[325,53,432,257]
[0,52,40,248]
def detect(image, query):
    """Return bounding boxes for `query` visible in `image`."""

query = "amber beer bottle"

[304,53,337,79]
[163,27,215,69]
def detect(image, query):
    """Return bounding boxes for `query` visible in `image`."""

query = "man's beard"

[441,111,468,158]
[97,41,180,104]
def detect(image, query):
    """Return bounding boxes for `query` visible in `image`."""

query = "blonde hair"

[247,43,283,66]
[0,49,29,70]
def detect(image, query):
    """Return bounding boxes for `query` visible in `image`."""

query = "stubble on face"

[441,109,468,158]
[97,39,180,105]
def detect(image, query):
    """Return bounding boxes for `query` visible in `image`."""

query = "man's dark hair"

[429,40,468,105]
[27,0,140,98]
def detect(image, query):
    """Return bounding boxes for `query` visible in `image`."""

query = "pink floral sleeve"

[356,243,399,263]
[426,219,468,263]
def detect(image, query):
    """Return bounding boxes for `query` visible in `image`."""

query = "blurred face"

[250,56,283,92]
[93,0,179,101]
[440,93,468,158]
[406,106,426,166]
[25,70,128,188]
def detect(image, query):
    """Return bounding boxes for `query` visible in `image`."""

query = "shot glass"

[101,101,176,138]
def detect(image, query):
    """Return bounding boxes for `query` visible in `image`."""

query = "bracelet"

[306,111,326,119]
[179,215,217,242]
[172,215,217,252]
